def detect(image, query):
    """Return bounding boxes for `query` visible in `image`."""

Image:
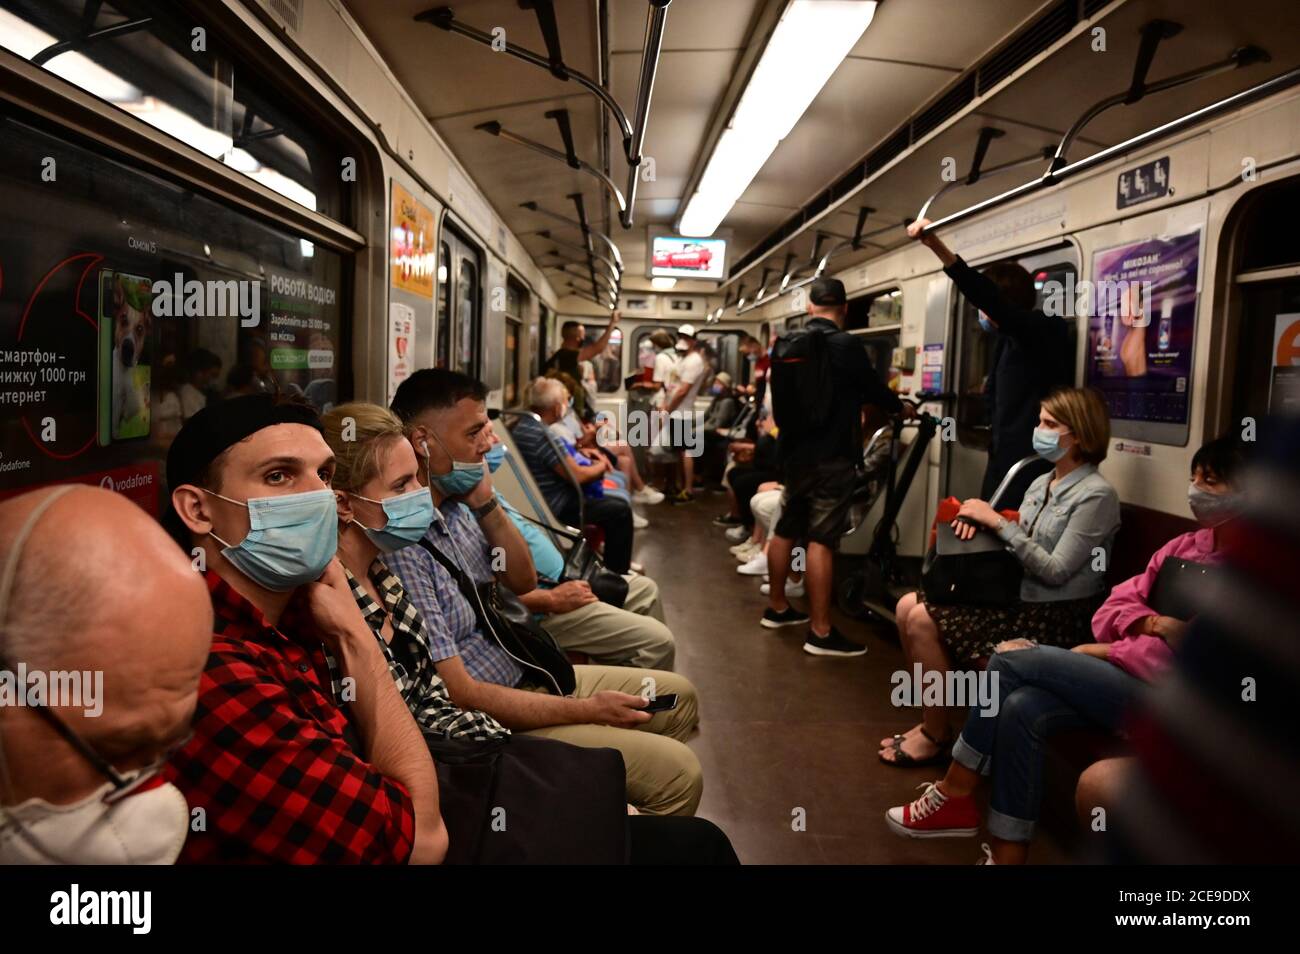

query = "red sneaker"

[885,782,980,838]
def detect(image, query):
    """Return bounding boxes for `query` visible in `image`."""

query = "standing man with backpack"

[763,278,906,656]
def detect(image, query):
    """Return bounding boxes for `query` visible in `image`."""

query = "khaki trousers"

[523,664,702,816]
[542,574,675,670]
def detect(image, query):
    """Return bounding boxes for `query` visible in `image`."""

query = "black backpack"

[770,325,835,436]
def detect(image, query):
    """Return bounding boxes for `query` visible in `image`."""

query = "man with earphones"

[386,369,704,817]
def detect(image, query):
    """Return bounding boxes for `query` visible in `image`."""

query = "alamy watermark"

[1038,274,1154,324]
[890,663,1000,717]
[0,662,103,717]
[594,403,705,458]
[150,274,260,327]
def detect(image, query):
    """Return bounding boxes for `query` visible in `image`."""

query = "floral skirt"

[922,593,1104,666]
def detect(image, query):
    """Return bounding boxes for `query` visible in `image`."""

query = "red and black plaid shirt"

[164,572,415,864]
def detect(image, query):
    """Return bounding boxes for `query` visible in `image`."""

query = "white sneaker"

[733,542,761,562]
[738,552,768,576]
[729,540,755,555]
[759,578,806,598]
[632,512,649,530]
[724,525,749,543]
[633,487,665,505]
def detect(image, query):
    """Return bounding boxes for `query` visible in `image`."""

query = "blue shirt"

[512,414,577,519]
[499,493,566,583]
[385,499,524,687]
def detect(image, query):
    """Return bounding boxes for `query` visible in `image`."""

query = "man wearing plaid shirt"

[162,394,448,864]
[388,369,704,816]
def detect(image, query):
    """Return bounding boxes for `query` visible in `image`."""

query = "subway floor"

[633,492,1074,865]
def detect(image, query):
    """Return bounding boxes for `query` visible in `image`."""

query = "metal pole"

[621,1,671,229]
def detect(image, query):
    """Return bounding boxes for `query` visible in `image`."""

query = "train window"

[435,229,482,375]
[455,258,479,375]
[0,113,345,511]
[0,0,347,224]
[436,241,451,368]
[697,330,748,387]
[535,303,549,379]
[845,288,902,331]
[504,281,524,407]
[1238,179,1300,271]
[953,259,1077,449]
[583,325,622,393]
[1233,178,1300,421]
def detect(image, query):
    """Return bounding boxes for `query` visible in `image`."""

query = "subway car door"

[943,245,1079,501]
[1227,178,1300,426]
[435,228,483,377]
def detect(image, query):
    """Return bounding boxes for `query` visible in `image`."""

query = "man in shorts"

[762,277,905,656]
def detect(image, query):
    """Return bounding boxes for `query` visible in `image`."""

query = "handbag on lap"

[920,498,1023,606]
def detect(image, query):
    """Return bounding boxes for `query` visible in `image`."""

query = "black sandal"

[877,726,953,768]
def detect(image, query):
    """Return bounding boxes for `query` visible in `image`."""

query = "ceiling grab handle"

[519,202,625,273]
[921,62,1299,237]
[476,119,628,214]
[416,6,634,144]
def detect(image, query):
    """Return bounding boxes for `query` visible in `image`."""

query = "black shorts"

[774,459,859,547]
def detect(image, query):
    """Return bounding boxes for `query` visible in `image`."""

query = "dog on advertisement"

[110,275,150,435]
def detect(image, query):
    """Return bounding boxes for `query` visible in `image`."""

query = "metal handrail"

[924,65,1300,235]
[479,124,627,212]
[419,2,671,230]
[520,201,625,272]
[498,409,587,528]
[988,455,1042,511]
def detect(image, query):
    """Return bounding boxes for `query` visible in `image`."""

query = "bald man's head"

[0,486,213,806]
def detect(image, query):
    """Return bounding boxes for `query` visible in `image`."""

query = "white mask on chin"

[0,778,189,865]
[0,485,192,865]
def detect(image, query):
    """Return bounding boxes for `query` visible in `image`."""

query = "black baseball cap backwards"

[809,277,847,306]
[166,394,322,491]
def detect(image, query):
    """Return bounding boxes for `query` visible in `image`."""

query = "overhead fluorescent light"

[677,0,877,238]
[651,277,678,290]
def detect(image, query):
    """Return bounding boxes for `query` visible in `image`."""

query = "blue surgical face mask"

[352,487,435,553]
[1188,483,1239,528]
[485,443,507,474]
[978,313,996,334]
[425,431,485,497]
[205,488,337,591]
[1032,427,1070,463]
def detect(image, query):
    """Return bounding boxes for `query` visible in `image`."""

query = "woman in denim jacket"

[881,387,1120,767]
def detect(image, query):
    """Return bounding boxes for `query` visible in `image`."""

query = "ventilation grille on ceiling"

[978,0,1076,92]
[266,0,303,33]
[729,0,1088,278]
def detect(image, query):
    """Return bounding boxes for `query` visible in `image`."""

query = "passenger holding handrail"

[907,217,1072,503]
[884,387,1119,766]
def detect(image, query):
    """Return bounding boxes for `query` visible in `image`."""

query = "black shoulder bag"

[417,538,576,695]
[921,520,1023,607]
[507,508,629,609]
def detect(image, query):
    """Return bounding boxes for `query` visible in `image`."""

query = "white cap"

[677,323,697,338]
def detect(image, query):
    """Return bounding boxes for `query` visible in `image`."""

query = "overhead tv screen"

[650,235,726,280]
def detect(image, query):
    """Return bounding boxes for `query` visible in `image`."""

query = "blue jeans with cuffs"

[951,645,1143,842]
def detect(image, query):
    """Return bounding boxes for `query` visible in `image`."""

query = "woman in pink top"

[884,436,1244,864]
[1078,438,1241,681]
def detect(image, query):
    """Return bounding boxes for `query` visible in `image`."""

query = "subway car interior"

[1,0,1299,901]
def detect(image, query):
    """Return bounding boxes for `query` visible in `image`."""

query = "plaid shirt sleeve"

[168,639,417,865]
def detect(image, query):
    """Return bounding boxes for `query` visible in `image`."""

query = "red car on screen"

[653,244,713,270]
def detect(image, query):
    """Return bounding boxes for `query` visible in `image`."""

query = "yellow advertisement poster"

[391,182,435,298]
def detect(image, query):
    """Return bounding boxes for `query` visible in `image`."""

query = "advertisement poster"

[388,301,416,404]
[391,182,435,298]
[97,270,153,443]
[1271,312,1300,414]
[921,343,943,393]
[1085,228,1200,430]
